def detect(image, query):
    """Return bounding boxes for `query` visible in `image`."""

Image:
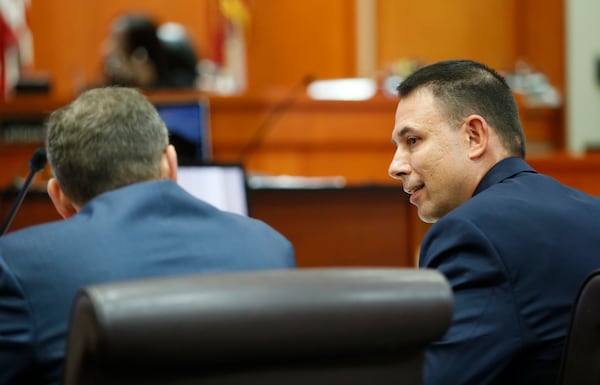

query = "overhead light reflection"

[307,78,377,101]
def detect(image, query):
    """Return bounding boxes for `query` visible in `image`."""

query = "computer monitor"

[177,163,249,216]
[155,98,211,163]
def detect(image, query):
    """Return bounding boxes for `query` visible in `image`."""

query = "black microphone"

[1,147,48,236]
[238,74,315,162]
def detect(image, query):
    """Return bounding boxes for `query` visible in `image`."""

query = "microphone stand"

[238,75,314,162]
[1,148,48,236]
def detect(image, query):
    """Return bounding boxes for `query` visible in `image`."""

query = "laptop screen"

[155,99,211,163]
[177,163,249,216]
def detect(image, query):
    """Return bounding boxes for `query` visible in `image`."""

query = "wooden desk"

[4,152,600,268]
[5,150,599,269]
[249,186,419,268]
[528,152,600,196]
[0,188,62,233]
[0,185,420,268]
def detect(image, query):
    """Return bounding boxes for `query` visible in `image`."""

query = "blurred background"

[2,0,567,100]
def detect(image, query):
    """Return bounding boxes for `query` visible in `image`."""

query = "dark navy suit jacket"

[0,180,295,385]
[419,157,600,385]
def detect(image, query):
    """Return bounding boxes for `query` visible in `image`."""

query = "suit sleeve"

[0,255,35,384]
[419,217,524,385]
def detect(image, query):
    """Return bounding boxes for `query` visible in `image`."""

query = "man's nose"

[388,150,410,180]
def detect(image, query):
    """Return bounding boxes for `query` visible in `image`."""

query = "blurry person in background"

[157,21,201,88]
[101,12,200,89]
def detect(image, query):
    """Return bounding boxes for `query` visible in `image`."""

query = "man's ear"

[160,144,178,182]
[47,178,78,219]
[465,115,488,160]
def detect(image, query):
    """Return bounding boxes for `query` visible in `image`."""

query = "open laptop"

[177,163,249,216]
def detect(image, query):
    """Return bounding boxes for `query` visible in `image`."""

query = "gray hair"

[46,86,169,206]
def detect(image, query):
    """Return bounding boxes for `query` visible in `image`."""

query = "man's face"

[389,88,475,223]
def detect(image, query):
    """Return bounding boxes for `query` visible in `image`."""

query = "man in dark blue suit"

[0,87,295,385]
[388,59,600,385]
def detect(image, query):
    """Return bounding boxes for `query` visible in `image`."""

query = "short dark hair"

[397,59,526,158]
[114,14,168,83]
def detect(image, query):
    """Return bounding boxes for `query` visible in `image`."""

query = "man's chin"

[417,207,438,224]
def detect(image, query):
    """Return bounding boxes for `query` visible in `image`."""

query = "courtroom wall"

[22,0,564,101]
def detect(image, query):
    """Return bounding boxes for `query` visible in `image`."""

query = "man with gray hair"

[0,87,295,385]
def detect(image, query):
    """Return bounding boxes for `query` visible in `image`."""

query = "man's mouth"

[406,185,424,204]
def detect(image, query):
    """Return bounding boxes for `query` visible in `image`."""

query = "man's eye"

[407,137,419,145]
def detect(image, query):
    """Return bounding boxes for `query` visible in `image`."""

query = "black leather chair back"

[63,268,453,385]
[558,269,600,385]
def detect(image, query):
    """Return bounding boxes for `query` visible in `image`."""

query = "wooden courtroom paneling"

[249,187,415,268]
[209,93,398,184]
[27,0,213,100]
[21,1,564,102]
[514,0,565,94]
[0,96,66,187]
[376,0,564,94]
[14,0,566,182]
[528,152,600,197]
[377,0,518,73]
[206,92,564,183]
[0,145,51,188]
[24,0,354,101]
[0,190,62,233]
[241,0,356,90]
[0,90,566,186]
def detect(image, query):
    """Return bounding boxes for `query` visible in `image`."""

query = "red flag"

[0,0,33,99]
